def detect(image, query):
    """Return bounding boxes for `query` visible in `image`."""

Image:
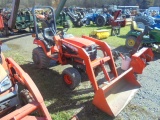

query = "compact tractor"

[126,20,160,52]
[31,6,155,117]
[0,42,51,120]
[85,9,126,28]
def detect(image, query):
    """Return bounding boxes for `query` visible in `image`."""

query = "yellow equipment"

[89,29,110,39]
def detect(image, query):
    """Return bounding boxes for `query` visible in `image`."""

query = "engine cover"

[64,37,95,48]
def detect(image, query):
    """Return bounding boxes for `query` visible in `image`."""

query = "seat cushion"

[132,21,144,32]
[43,28,55,45]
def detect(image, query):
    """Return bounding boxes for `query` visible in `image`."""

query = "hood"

[64,37,95,48]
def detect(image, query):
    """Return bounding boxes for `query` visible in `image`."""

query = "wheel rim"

[127,39,135,47]
[97,18,103,24]
[64,74,72,85]
[98,19,102,23]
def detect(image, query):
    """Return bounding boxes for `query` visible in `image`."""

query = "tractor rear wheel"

[96,15,106,27]
[32,47,50,68]
[62,67,81,90]
[2,27,9,36]
[125,36,137,49]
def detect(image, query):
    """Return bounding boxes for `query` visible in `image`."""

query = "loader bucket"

[130,47,154,74]
[92,68,141,117]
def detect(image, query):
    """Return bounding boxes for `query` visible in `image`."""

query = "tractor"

[64,8,85,27]
[30,6,153,117]
[85,10,106,27]
[134,15,160,32]
[0,42,51,120]
[125,20,160,52]
[56,10,70,28]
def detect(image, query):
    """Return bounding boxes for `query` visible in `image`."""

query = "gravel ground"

[113,50,160,120]
[1,33,160,120]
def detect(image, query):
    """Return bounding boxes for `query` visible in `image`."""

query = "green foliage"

[139,0,155,9]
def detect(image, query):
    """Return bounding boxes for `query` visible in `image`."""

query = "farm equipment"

[65,9,85,27]
[0,42,51,120]
[85,9,125,36]
[130,47,154,74]
[109,10,126,36]
[32,6,142,117]
[85,11,106,27]
[126,21,160,51]
[56,11,70,28]
[109,10,126,27]
[0,0,35,36]
[125,22,154,74]
[134,15,160,34]
[14,10,34,31]
[89,29,110,39]
[0,0,20,36]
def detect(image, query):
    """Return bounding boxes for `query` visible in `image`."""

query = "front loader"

[0,42,51,120]
[32,6,141,117]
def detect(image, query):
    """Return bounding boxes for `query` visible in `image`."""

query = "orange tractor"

[32,6,153,117]
[0,42,51,120]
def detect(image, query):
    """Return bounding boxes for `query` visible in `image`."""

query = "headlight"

[0,76,12,93]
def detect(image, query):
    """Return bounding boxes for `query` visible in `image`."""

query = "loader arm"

[2,57,52,120]
[55,0,67,19]
[8,0,20,29]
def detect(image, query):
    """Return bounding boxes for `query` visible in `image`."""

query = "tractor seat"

[131,21,144,32]
[43,28,55,45]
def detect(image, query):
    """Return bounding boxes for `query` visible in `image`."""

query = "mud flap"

[130,47,154,74]
[92,68,141,117]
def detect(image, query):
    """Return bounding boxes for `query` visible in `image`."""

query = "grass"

[67,25,130,47]
[3,24,131,120]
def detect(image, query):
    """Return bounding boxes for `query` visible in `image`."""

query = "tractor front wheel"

[20,89,42,116]
[62,67,81,90]
[125,36,137,49]
[32,47,50,68]
[86,19,90,25]
[20,89,34,105]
